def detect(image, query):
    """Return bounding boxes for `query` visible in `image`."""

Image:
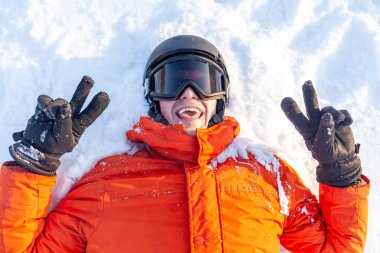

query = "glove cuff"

[316,155,362,187]
[9,142,60,176]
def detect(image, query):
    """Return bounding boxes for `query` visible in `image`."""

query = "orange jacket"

[0,116,369,253]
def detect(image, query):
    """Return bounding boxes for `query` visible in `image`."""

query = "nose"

[180,87,199,100]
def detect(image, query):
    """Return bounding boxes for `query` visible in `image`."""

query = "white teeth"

[178,107,202,115]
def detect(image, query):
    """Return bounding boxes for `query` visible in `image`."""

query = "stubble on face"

[159,88,217,135]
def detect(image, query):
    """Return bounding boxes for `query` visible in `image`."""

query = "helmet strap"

[148,101,169,125]
[208,99,225,127]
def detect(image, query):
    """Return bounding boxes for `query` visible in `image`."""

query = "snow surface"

[1,1,379,251]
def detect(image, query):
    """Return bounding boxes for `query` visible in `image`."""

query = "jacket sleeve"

[279,161,369,253]
[0,162,87,253]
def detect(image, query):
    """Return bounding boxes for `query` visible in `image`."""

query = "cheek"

[205,100,217,116]
[159,101,175,122]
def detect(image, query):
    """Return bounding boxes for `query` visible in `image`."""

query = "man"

[0,35,369,252]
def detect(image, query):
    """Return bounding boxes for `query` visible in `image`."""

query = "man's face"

[159,87,217,135]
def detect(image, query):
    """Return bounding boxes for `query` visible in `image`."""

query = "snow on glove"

[9,76,110,176]
[280,80,361,187]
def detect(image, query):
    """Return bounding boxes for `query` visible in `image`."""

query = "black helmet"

[143,35,230,126]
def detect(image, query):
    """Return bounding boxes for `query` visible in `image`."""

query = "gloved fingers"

[45,98,69,119]
[37,95,68,120]
[53,103,73,142]
[321,106,345,124]
[302,81,321,122]
[313,113,337,164]
[12,131,24,142]
[69,76,95,116]
[334,110,356,154]
[37,95,53,108]
[281,97,309,133]
[37,95,53,113]
[73,91,110,135]
[339,109,353,126]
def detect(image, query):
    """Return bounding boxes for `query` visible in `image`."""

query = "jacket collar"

[126,116,240,166]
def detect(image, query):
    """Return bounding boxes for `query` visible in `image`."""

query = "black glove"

[281,80,361,187]
[9,76,110,176]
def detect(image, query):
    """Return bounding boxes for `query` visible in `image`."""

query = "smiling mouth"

[176,107,203,119]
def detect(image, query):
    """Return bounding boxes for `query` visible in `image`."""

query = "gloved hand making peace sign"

[9,76,110,176]
[281,81,362,187]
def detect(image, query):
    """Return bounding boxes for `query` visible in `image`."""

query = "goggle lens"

[150,59,225,100]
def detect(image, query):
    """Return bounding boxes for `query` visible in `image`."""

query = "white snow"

[16,143,45,161]
[274,162,290,216]
[40,130,47,143]
[300,206,309,215]
[327,127,332,136]
[1,1,379,252]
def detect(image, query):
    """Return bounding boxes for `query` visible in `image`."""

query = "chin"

[185,128,197,136]
[184,120,206,130]
[179,121,203,134]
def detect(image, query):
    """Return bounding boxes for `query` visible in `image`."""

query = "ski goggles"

[148,57,228,101]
